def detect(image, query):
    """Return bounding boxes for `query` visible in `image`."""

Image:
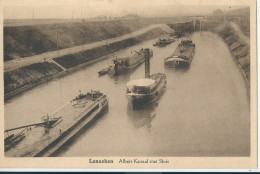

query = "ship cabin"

[179,39,194,46]
[73,90,103,101]
[87,90,103,100]
[73,91,87,101]
[155,38,174,47]
[127,78,156,95]
[113,57,130,67]
[170,31,182,38]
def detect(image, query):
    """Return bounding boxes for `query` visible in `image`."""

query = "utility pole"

[56,31,59,57]
[145,48,150,78]
[32,9,34,19]
[192,18,196,31]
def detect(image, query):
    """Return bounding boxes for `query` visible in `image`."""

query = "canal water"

[4,32,250,156]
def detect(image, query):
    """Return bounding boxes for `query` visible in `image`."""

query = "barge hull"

[164,40,195,68]
[39,101,108,157]
[164,59,190,68]
[108,50,153,76]
[127,75,166,109]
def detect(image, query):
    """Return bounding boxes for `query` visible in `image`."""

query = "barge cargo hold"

[5,90,108,157]
[164,39,195,68]
[107,48,153,76]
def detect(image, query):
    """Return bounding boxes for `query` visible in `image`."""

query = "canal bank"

[214,22,250,92]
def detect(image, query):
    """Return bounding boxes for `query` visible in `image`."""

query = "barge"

[127,73,167,109]
[153,38,175,47]
[170,32,182,38]
[98,68,108,76]
[164,39,195,68]
[126,48,166,109]
[107,48,153,76]
[5,90,108,157]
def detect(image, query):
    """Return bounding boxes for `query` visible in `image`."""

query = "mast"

[144,48,150,78]
[56,31,59,57]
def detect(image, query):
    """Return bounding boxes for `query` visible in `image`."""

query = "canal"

[4,31,250,156]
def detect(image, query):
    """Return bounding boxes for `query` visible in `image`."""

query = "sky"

[2,0,250,19]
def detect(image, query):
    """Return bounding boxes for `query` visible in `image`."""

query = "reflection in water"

[110,58,147,84]
[164,65,190,73]
[127,79,167,131]
[112,73,131,84]
[127,102,158,131]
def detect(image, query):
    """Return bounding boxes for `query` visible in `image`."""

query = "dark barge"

[107,48,153,76]
[153,38,175,47]
[164,39,195,68]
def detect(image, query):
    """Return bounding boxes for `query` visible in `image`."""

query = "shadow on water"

[164,65,190,74]
[111,73,131,84]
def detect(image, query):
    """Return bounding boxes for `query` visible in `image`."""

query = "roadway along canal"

[4,31,250,156]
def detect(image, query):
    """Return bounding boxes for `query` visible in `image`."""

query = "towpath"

[4,24,174,72]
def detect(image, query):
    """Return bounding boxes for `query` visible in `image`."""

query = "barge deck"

[5,91,108,157]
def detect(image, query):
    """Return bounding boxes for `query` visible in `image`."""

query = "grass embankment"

[215,23,250,88]
[4,62,63,94]
[4,19,153,61]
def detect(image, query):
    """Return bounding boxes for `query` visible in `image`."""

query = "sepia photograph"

[0,0,257,170]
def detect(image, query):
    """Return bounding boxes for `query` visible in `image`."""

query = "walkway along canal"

[5,31,250,156]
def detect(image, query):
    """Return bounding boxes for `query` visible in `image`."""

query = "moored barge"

[164,39,195,68]
[5,90,108,157]
[153,38,175,47]
[126,48,167,109]
[108,48,153,76]
[98,68,108,76]
[126,73,167,109]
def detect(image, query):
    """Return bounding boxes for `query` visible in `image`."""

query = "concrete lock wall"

[167,19,222,32]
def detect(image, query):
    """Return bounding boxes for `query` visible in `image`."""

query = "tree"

[213,9,223,16]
